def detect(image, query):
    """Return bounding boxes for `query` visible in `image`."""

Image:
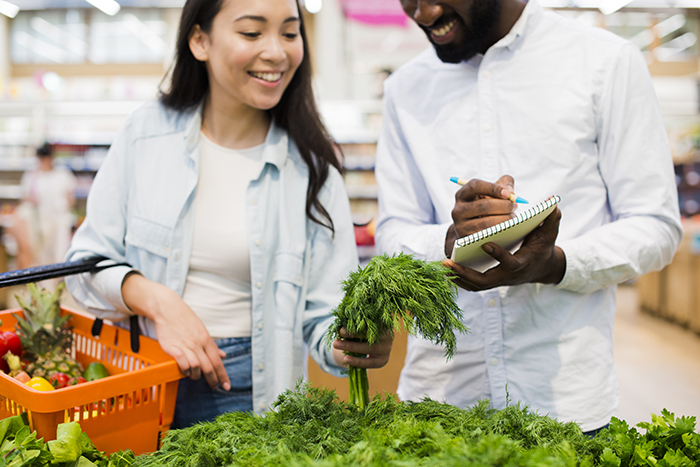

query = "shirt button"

[257,322,263,330]
[251,199,258,205]
[483,123,492,132]
[482,70,491,79]
[490,358,499,366]
[255,239,261,246]
[259,403,266,410]
[174,252,180,261]
[488,299,496,307]
[256,282,262,289]
[258,363,264,370]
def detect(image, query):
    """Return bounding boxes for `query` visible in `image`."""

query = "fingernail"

[483,243,494,254]
[223,382,231,391]
[501,188,510,199]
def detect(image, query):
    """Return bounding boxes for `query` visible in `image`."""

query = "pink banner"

[340,0,409,27]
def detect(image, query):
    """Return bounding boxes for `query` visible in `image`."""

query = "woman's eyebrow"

[234,16,300,23]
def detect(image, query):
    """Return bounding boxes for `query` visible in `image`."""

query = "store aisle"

[615,283,700,427]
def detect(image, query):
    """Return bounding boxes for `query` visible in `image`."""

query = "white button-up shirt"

[66,101,357,413]
[375,0,681,431]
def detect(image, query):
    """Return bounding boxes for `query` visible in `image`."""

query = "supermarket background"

[0,0,698,431]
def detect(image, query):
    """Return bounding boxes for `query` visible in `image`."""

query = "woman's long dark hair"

[160,0,342,233]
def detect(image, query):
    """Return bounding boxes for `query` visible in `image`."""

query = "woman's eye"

[283,33,298,39]
[240,32,261,38]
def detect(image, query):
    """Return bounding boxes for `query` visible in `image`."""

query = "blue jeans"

[171,337,253,429]
[582,424,610,438]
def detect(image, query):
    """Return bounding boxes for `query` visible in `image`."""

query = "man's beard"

[421,0,501,63]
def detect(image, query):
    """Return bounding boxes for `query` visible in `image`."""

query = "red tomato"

[2,332,21,358]
[48,372,70,389]
[68,376,86,386]
[0,334,9,373]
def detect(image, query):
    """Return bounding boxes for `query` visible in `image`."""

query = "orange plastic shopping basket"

[0,306,183,455]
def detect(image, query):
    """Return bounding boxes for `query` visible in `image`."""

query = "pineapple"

[13,282,84,379]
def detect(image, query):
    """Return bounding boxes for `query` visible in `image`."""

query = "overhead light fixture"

[598,0,633,15]
[123,14,167,54]
[305,0,322,14]
[0,1,19,18]
[85,0,120,16]
[654,32,697,61]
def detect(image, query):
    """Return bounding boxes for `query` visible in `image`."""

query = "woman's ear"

[189,24,208,62]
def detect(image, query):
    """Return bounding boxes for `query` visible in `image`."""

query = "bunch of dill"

[130,381,628,467]
[324,253,468,408]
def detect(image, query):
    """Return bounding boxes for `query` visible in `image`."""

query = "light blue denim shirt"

[65,101,357,413]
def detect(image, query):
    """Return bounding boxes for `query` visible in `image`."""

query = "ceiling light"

[305,0,322,14]
[599,0,633,15]
[0,1,19,19]
[85,0,120,16]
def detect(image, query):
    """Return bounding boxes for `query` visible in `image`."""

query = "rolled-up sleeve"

[303,168,359,377]
[65,117,138,320]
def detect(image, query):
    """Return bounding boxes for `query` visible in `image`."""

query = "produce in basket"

[13,282,84,380]
[325,253,467,409]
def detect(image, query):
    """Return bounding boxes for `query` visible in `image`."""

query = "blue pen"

[450,176,529,204]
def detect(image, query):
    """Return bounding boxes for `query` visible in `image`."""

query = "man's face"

[400,0,501,63]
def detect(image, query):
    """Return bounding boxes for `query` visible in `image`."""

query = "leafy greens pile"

[324,253,468,408]
[128,381,700,467]
[0,415,134,467]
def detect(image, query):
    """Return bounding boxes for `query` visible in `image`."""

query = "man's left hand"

[443,206,566,291]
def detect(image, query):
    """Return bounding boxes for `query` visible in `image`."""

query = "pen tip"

[516,196,529,204]
[450,177,460,184]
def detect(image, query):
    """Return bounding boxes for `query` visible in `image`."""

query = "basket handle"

[0,256,142,353]
[90,316,141,354]
[0,256,130,288]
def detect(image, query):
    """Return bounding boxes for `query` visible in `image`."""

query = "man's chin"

[432,43,477,63]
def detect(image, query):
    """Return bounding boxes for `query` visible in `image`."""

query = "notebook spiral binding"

[455,195,561,248]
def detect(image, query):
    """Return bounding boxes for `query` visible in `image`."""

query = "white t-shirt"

[181,133,264,338]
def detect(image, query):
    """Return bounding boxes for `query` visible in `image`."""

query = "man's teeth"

[431,21,455,37]
[250,72,282,82]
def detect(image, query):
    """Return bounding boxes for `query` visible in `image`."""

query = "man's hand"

[332,328,393,369]
[444,175,566,291]
[122,274,231,390]
[445,175,518,257]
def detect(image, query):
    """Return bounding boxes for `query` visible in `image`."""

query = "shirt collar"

[184,100,289,171]
[494,0,543,51]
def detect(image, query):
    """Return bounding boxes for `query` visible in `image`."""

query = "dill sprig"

[323,253,467,409]
[325,253,467,358]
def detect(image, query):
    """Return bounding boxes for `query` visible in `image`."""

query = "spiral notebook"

[450,195,561,272]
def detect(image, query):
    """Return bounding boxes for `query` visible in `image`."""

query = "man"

[374,0,682,435]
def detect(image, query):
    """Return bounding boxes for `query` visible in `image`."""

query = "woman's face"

[189,0,304,111]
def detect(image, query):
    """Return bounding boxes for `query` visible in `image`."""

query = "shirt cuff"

[90,265,140,316]
[554,239,591,291]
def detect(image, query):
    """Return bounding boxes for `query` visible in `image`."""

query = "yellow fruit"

[26,376,55,391]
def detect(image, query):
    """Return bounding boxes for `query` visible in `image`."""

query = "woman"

[65,0,392,428]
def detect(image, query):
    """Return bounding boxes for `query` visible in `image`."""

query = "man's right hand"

[445,175,518,257]
[121,273,231,391]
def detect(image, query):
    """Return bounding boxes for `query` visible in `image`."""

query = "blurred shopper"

[374,0,681,436]
[66,0,391,428]
[13,143,76,269]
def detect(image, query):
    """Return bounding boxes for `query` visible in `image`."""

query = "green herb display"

[128,381,700,467]
[0,416,135,467]
[324,253,468,408]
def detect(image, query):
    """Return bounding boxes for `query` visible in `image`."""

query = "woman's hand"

[121,273,231,390]
[331,328,393,369]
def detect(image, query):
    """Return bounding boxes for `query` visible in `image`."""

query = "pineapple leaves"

[325,253,468,359]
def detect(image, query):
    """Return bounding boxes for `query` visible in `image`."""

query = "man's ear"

[189,24,208,61]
